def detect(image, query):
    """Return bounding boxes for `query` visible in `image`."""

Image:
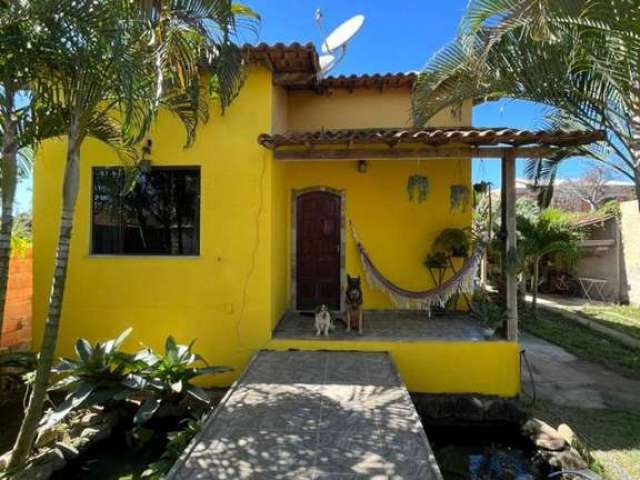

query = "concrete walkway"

[167,351,442,480]
[521,334,640,410]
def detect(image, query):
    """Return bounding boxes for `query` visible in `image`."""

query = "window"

[92,167,200,255]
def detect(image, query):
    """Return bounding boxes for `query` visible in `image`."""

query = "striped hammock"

[349,222,485,311]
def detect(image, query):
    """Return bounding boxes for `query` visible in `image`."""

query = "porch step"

[166,350,442,479]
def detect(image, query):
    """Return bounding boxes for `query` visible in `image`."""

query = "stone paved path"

[521,334,640,410]
[167,351,442,480]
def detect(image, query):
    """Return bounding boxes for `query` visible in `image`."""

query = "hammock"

[349,222,486,312]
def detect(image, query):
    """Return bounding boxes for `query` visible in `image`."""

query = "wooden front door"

[296,191,341,310]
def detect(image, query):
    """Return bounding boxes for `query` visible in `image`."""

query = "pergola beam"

[272,146,565,161]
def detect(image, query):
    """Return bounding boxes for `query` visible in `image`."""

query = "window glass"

[92,167,200,255]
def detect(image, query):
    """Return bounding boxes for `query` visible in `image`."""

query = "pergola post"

[501,150,518,341]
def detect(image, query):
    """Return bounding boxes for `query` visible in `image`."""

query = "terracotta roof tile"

[242,42,319,75]
[258,127,606,149]
[319,72,417,90]
[242,43,416,90]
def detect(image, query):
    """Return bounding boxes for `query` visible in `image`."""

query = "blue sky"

[14,0,602,212]
[242,0,600,186]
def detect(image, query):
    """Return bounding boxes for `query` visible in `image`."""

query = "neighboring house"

[620,201,640,306]
[551,202,640,305]
[572,213,623,302]
[32,43,601,397]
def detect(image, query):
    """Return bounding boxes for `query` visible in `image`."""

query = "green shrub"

[432,228,471,257]
[125,337,231,424]
[45,330,230,427]
[141,414,204,479]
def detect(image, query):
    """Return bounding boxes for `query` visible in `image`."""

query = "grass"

[522,307,640,380]
[524,398,640,480]
[523,306,640,478]
[581,304,640,340]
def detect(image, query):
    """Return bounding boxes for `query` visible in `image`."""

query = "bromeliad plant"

[44,328,135,428]
[45,330,230,428]
[125,337,231,424]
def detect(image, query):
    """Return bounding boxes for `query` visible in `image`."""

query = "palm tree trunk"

[8,124,81,468]
[630,81,640,213]
[0,93,18,348]
[532,258,540,315]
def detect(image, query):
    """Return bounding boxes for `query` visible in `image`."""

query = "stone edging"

[0,406,127,480]
[412,394,599,480]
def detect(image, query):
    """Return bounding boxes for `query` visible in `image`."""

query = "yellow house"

[34,43,603,398]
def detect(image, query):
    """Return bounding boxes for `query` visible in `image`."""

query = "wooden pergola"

[258,127,606,341]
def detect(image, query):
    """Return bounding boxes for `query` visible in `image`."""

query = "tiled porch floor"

[273,310,493,342]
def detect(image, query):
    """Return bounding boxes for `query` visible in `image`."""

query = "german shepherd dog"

[345,275,364,334]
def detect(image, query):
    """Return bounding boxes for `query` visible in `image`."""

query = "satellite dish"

[315,11,365,79]
[321,14,365,54]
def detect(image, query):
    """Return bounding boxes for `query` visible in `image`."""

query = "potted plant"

[432,228,471,258]
[424,251,449,270]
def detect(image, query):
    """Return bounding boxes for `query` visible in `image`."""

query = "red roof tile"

[258,127,606,149]
[242,43,416,90]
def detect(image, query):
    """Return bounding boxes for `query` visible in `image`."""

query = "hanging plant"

[473,181,490,195]
[407,175,429,203]
[450,185,470,212]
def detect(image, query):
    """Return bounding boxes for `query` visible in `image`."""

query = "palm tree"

[8,0,256,467]
[517,210,581,314]
[412,0,640,211]
[0,2,40,347]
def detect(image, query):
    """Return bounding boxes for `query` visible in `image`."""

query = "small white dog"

[314,304,333,336]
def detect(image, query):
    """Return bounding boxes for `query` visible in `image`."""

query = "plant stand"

[427,257,472,313]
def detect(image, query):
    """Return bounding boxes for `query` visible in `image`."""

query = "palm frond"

[85,111,138,165]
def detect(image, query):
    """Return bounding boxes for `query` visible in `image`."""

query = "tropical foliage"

[517,209,582,313]
[0,1,38,347]
[141,414,205,479]
[44,329,229,429]
[0,351,37,394]
[412,0,640,211]
[6,0,257,465]
[8,212,32,257]
[432,227,471,258]
[124,337,230,424]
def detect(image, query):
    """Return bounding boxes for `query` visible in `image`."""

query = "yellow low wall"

[267,338,521,397]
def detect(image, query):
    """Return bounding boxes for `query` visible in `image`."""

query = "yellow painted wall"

[273,87,473,311]
[270,86,290,328]
[33,66,518,396]
[280,159,472,309]
[268,338,520,397]
[287,89,471,130]
[33,67,277,386]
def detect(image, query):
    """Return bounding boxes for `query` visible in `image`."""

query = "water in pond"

[51,416,179,480]
[426,423,539,480]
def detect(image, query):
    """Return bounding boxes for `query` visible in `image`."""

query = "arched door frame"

[290,186,346,312]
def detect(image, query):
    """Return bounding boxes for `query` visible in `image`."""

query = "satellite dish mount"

[314,10,365,79]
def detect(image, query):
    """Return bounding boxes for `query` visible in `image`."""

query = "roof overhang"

[242,43,417,91]
[258,127,606,160]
